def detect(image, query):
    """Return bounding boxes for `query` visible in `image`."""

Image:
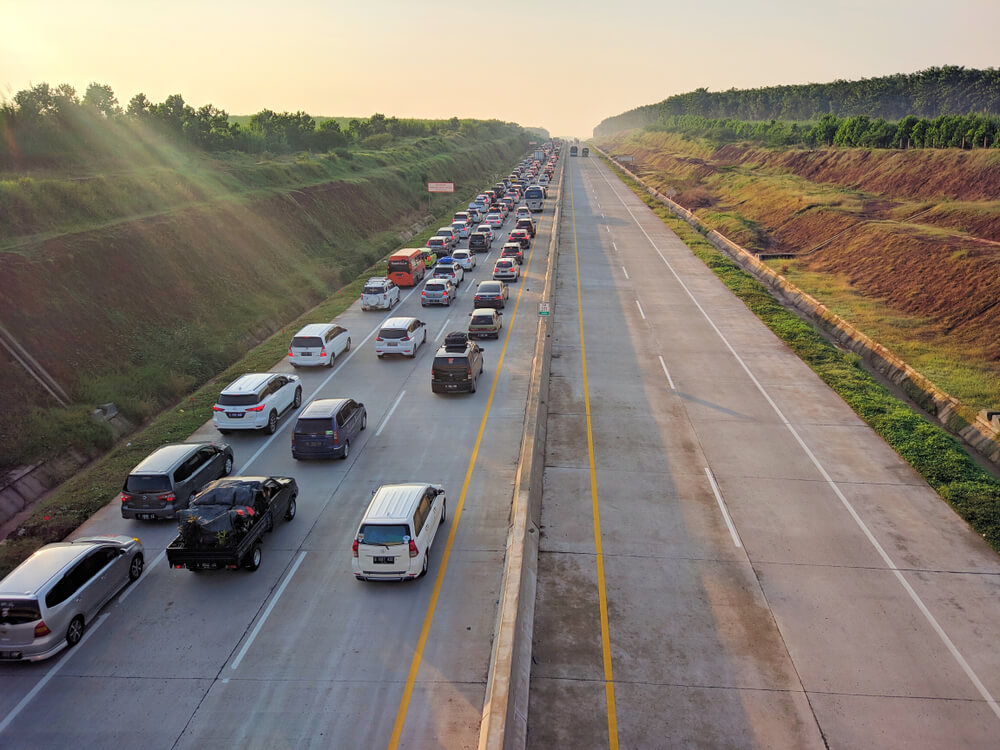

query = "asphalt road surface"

[0,169,557,750]
[527,154,1000,749]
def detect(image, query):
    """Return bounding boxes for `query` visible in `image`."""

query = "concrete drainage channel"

[477,157,563,750]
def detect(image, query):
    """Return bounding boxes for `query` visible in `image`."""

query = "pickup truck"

[361,277,400,311]
[166,476,297,572]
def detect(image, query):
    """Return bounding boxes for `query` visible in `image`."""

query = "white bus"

[524,185,545,213]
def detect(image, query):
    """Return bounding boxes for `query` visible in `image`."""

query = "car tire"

[285,496,297,521]
[446,297,451,307]
[266,410,278,435]
[377,353,385,359]
[360,413,367,430]
[224,456,233,475]
[128,553,144,582]
[346,337,352,352]
[419,551,429,578]
[328,353,335,367]
[293,388,302,409]
[470,377,477,393]
[342,440,350,460]
[66,616,85,648]
[245,543,262,571]
[218,428,231,435]
[440,500,447,525]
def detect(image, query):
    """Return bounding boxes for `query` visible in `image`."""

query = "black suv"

[469,232,491,253]
[431,333,485,394]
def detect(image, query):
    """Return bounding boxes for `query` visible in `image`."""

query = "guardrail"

[478,156,563,750]
[594,145,1000,466]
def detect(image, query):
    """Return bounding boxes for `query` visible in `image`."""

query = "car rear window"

[364,283,386,293]
[0,598,42,625]
[359,524,410,545]
[426,282,445,290]
[387,260,411,273]
[125,474,172,493]
[295,418,334,434]
[217,393,261,407]
[291,336,323,348]
[471,314,495,326]
[379,327,407,339]
[433,355,469,371]
[478,283,501,294]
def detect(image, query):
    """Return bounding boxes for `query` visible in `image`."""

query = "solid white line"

[0,613,110,733]
[435,318,452,341]
[117,550,166,604]
[705,468,742,548]
[622,266,629,280]
[635,300,646,319]
[597,162,1000,722]
[376,390,406,437]
[658,355,676,390]
[235,285,421,473]
[230,550,307,671]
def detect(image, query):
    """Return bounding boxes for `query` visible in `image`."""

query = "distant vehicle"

[515,217,536,237]
[213,373,302,435]
[120,441,234,520]
[166,476,298,572]
[477,224,496,241]
[425,236,449,256]
[468,308,503,339]
[451,219,472,239]
[451,249,476,270]
[418,248,438,269]
[570,145,578,156]
[386,248,426,287]
[581,147,590,157]
[433,260,465,286]
[493,258,520,282]
[469,232,491,254]
[500,243,524,265]
[516,206,531,221]
[434,227,459,251]
[421,277,457,306]
[0,535,145,662]
[375,316,428,359]
[288,323,351,367]
[485,213,504,228]
[292,398,366,460]
[524,186,545,213]
[361,277,400,311]
[507,229,531,249]
[473,280,508,309]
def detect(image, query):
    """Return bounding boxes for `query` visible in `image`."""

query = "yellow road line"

[570,165,620,749]
[388,210,551,750]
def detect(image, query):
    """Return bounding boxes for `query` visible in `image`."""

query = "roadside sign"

[616,155,635,163]
[427,182,454,193]
[538,302,551,316]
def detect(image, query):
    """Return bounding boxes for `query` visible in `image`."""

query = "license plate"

[226,412,244,418]
[373,556,394,565]
[196,562,219,570]
[137,513,157,520]
[301,352,312,356]
[388,342,397,346]
[0,651,22,660]
[306,441,322,447]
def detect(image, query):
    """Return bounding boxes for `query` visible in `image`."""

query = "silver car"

[0,535,144,662]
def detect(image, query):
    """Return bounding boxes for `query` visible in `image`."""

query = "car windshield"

[359,523,410,546]
[125,474,172,493]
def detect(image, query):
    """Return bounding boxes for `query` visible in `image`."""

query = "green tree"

[83,83,121,117]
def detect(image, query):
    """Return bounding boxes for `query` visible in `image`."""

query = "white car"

[451,249,476,271]
[360,277,400,311]
[433,261,464,286]
[289,323,351,367]
[493,258,520,282]
[485,213,503,229]
[516,206,531,221]
[451,219,472,239]
[476,224,495,242]
[213,373,302,434]
[375,317,428,358]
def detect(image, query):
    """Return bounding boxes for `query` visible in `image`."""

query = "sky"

[2,0,999,138]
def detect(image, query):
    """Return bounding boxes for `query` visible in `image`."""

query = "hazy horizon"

[3,0,999,138]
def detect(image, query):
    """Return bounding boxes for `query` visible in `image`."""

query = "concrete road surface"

[527,155,1000,749]
[0,165,556,750]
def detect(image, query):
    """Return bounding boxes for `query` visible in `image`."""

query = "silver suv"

[0,535,145,662]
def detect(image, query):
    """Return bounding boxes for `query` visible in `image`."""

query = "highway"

[0,167,557,749]
[527,154,1000,749]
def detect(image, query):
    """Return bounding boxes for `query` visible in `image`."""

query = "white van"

[352,483,446,581]
[288,322,351,367]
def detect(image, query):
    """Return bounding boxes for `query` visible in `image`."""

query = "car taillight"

[422,291,427,296]
[160,493,176,504]
[332,430,339,444]
[352,539,359,557]
[246,404,266,412]
[320,349,327,357]
[212,405,225,412]
[119,492,131,504]
[401,335,410,342]
[376,336,383,342]
[288,348,293,357]
[34,621,51,638]
[409,540,419,558]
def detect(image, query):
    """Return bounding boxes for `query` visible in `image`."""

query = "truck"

[361,277,400,311]
[569,145,578,157]
[165,476,298,572]
[533,149,545,162]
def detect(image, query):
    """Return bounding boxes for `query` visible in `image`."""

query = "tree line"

[639,112,1000,150]
[594,66,1000,137]
[0,82,520,168]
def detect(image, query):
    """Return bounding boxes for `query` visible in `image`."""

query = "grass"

[599,152,1000,556]
[0,182,489,578]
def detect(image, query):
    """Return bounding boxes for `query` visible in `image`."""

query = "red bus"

[386,248,426,287]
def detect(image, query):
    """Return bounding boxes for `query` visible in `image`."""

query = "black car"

[469,232,492,253]
[473,280,509,309]
[292,398,367,460]
[431,334,485,394]
[121,442,234,520]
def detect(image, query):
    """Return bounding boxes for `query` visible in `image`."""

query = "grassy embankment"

[0,130,526,576]
[595,130,1000,424]
[0,131,524,470]
[598,153,1000,555]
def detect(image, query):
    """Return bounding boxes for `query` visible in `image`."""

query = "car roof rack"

[444,331,470,350]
